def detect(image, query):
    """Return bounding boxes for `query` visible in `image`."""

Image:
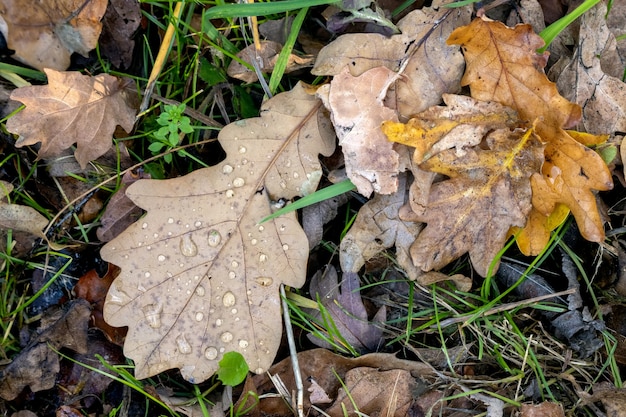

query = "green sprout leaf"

[217,351,249,386]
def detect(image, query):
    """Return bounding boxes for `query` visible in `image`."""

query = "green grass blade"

[202,0,339,19]
[259,178,356,224]
[538,0,600,51]
[268,7,309,94]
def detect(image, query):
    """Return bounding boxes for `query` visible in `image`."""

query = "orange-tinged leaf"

[512,204,569,256]
[447,17,613,246]
[411,128,544,277]
[7,69,136,169]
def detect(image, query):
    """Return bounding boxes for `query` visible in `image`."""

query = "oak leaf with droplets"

[100,83,335,383]
[7,69,136,169]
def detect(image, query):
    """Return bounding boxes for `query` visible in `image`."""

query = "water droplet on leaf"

[176,334,192,354]
[205,346,218,360]
[142,303,162,328]
[208,230,222,247]
[180,233,198,257]
[222,291,236,307]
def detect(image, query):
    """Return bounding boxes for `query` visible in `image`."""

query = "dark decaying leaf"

[307,267,385,353]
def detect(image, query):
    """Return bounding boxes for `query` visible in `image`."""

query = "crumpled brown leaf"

[99,0,142,69]
[0,0,107,70]
[0,299,90,400]
[313,7,471,119]
[318,66,400,196]
[306,267,385,353]
[410,126,543,276]
[101,83,335,383]
[340,172,423,280]
[7,69,136,169]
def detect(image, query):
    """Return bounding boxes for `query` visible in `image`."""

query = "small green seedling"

[217,351,249,386]
[148,103,195,164]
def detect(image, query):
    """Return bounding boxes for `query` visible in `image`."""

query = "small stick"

[281,285,304,417]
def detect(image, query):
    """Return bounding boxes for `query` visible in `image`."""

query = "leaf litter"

[2,1,626,416]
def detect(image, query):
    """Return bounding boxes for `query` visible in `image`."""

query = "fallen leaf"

[313,7,470,118]
[410,127,544,276]
[0,0,107,70]
[97,170,151,242]
[302,192,350,249]
[101,83,335,383]
[306,267,385,353]
[325,367,417,417]
[99,0,142,69]
[340,172,423,280]
[74,265,126,346]
[0,180,48,240]
[447,16,613,248]
[7,69,137,169]
[318,66,400,196]
[227,40,313,83]
[0,299,90,401]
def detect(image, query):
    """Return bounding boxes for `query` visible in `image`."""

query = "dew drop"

[137,284,147,292]
[282,244,289,251]
[258,225,264,232]
[255,367,264,374]
[207,230,222,247]
[176,334,192,354]
[226,189,235,198]
[195,312,204,322]
[144,271,151,278]
[108,285,129,304]
[256,276,273,287]
[280,225,286,231]
[241,158,248,165]
[158,254,166,262]
[141,222,148,229]
[231,260,239,268]
[250,238,258,246]
[222,291,236,307]
[259,253,268,263]
[279,181,287,189]
[293,172,299,179]
[231,308,238,315]
[216,318,223,326]
[168,217,174,224]
[221,332,233,343]
[222,164,234,174]
[194,221,202,227]
[142,303,162,328]
[228,271,236,279]
[195,286,206,297]
[180,233,198,257]
[204,347,218,360]
[239,339,249,349]
[233,177,245,188]
[238,145,247,154]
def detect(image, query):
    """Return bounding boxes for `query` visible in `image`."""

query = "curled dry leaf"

[7,69,136,169]
[227,40,314,83]
[99,0,142,69]
[101,83,335,383]
[0,0,107,70]
[0,180,48,239]
[340,172,423,281]
[318,66,400,196]
[448,16,613,248]
[313,7,470,118]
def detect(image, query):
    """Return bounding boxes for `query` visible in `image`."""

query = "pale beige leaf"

[340,173,422,280]
[0,0,107,70]
[0,180,48,239]
[7,69,136,169]
[318,66,400,196]
[312,7,470,118]
[101,83,335,383]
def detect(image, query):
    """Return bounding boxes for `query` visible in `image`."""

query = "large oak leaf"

[447,17,612,246]
[100,83,335,383]
[7,69,136,169]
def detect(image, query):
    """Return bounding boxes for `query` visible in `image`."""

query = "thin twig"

[281,285,304,417]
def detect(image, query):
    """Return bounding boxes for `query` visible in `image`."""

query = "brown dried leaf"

[340,172,423,280]
[313,7,470,118]
[7,69,136,169]
[0,0,107,70]
[101,83,335,383]
[411,128,544,277]
[448,16,613,247]
[0,299,90,400]
[0,180,48,239]
[99,0,142,69]
[227,40,314,83]
[318,66,400,196]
